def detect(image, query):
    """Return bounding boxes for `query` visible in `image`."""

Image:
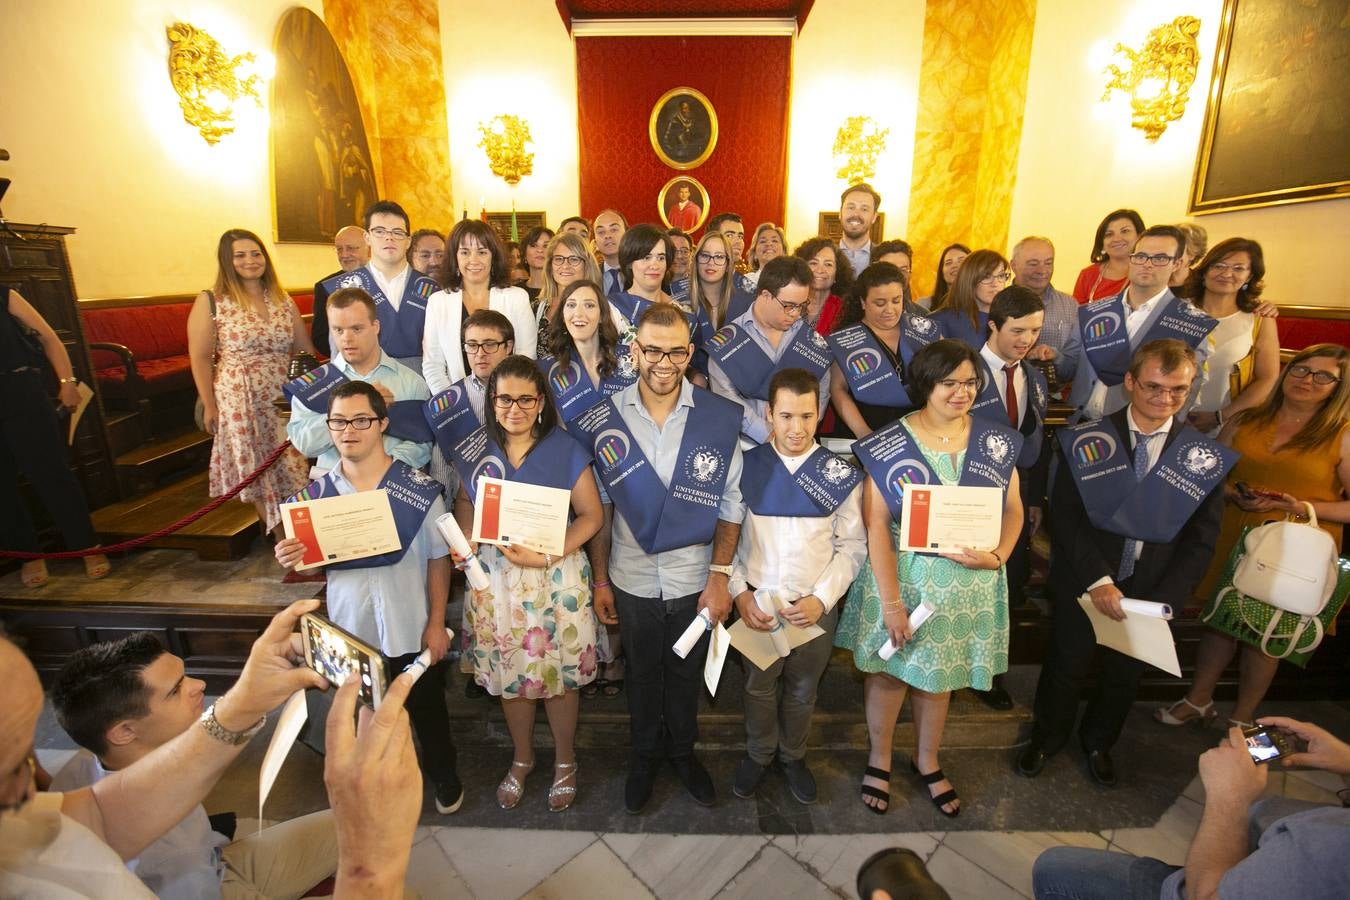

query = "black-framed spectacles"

[771,295,811,316]
[1129,252,1179,267]
[1289,364,1341,386]
[464,340,507,354]
[326,416,381,431]
[492,394,542,410]
[638,344,691,365]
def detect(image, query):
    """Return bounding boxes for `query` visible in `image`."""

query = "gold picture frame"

[649,87,718,171]
[658,176,710,232]
[1188,0,1350,214]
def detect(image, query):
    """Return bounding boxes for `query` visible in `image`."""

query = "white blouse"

[421,285,537,393]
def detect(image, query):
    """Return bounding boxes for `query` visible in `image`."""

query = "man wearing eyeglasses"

[1068,225,1217,423]
[1019,339,1230,787]
[320,200,440,371]
[310,224,370,358]
[286,288,431,477]
[423,310,515,491]
[708,256,832,446]
[667,229,692,279]
[276,380,464,815]
[570,303,745,814]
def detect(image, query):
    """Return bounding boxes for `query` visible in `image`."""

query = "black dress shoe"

[1016,744,1049,778]
[972,675,1014,711]
[670,754,716,806]
[732,757,767,799]
[1083,747,1117,787]
[434,776,465,814]
[624,760,659,814]
[781,759,818,805]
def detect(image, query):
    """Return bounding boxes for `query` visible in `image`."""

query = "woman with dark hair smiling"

[1072,209,1145,303]
[534,231,604,357]
[422,220,537,393]
[448,354,605,811]
[611,223,711,379]
[929,249,1010,349]
[519,225,555,303]
[837,339,1023,818]
[794,237,855,335]
[916,243,970,311]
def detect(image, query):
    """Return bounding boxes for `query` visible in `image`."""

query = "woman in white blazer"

[423,220,538,393]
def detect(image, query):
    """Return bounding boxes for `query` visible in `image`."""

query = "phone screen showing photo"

[302,616,383,707]
[1243,728,1286,764]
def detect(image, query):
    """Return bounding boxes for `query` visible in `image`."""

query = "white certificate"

[280,489,401,570]
[471,477,571,557]
[898,484,1002,552]
[1076,595,1180,677]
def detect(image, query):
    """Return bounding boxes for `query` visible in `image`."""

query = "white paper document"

[1076,594,1180,677]
[67,381,94,444]
[280,489,400,570]
[471,477,571,556]
[259,690,309,825]
[899,484,1002,552]
[729,589,828,672]
[704,621,730,695]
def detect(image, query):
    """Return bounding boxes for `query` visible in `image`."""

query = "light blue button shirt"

[288,350,432,472]
[838,241,871,278]
[608,381,746,599]
[707,307,831,444]
[321,465,449,657]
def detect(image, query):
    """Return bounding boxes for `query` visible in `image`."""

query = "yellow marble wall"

[324,0,454,231]
[906,0,1037,296]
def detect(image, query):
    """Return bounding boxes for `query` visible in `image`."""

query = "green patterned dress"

[834,439,1009,692]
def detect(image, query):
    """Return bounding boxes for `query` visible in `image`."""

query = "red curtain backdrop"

[575,35,791,240]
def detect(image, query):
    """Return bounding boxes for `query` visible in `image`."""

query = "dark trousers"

[613,587,705,763]
[0,372,96,552]
[385,651,458,783]
[1030,578,1146,753]
[1006,467,1035,605]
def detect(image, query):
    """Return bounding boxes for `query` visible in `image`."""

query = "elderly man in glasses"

[1068,224,1217,424]
[276,380,464,815]
[707,256,832,447]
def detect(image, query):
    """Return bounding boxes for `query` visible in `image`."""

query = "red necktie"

[1004,364,1018,427]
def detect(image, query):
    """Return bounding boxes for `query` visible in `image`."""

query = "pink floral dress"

[207,293,310,532]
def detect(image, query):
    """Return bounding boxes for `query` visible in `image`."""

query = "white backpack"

[1233,503,1338,616]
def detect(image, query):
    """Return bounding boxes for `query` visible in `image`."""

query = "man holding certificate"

[447,355,604,813]
[1019,340,1230,787]
[836,340,1024,818]
[729,368,865,804]
[274,382,464,815]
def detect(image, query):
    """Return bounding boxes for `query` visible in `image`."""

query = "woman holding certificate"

[448,355,604,812]
[836,339,1024,818]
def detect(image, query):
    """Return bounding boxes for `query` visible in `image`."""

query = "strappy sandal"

[496,760,534,810]
[910,760,960,818]
[549,762,578,812]
[21,560,49,589]
[860,764,891,815]
[1155,697,1216,726]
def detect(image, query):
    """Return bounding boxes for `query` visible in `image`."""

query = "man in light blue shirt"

[837,182,880,277]
[1011,235,1081,384]
[287,288,431,473]
[708,256,831,445]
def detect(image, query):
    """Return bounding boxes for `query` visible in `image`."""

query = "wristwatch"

[708,563,734,578]
[58,376,78,384]
[199,703,267,745]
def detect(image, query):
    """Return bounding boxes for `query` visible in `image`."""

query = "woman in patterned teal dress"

[836,340,1024,817]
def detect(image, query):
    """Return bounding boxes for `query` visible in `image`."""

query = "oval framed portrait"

[649,87,718,171]
[658,176,710,232]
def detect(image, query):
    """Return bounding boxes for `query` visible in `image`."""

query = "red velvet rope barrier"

[0,440,295,559]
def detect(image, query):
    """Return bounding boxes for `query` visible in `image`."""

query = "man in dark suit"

[311,225,369,357]
[1018,339,1228,786]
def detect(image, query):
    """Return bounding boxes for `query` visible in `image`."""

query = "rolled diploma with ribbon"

[878,600,935,661]
[402,627,456,683]
[755,589,792,658]
[673,608,713,659]
[435,513,490,591]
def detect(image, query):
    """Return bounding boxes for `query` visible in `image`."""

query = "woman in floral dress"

[448,355,604,812]
[188,229,313,535]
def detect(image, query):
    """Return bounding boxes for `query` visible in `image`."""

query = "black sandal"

[910,760,960,818]
[860,764,891,815]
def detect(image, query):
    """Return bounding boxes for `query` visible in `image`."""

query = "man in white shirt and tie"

[730,368,866,803]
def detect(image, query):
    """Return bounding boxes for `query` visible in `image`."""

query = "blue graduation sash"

[1080,292,1218,387]
[287,461,442,569]
[705,319,831,401]
[610,293,712,375]
[930,308,989,349]
[424,379,481,459]
[1059,418,1236,544]
[321,266,438,360]
[538,350,639,426]
[741,443,862,517]
[854,417,1023,521]
[571,389,741,554]
[826,317,933,409]
[451,426,591,501]
[969,358,1048,469]
[283,363,433,444]
[724,284,755,323]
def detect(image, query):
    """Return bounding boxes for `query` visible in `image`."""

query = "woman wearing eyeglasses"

[447,354,605,811]
[423,220,537,394]
[535,232,603,357]
[1178,239,1281,436]
[837,340,1024,817]
[1159,344,1350,729]
[686,231,738,330]
[929,250,1011,349]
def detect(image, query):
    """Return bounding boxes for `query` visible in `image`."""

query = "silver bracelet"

[199,702,266,746]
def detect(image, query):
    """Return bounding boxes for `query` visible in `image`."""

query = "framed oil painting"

[1189,0,1350,214]
[649,87,718,171]
[658,176,710,232]
[271,7,378,243]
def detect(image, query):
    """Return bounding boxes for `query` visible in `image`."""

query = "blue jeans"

[1032,847,1177,900]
